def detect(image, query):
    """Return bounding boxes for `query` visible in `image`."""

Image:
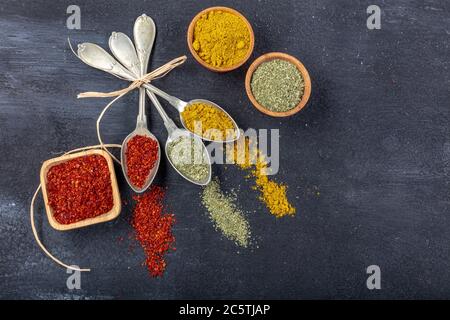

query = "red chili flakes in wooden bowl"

[126,135,159,188]
[46,154,114,225]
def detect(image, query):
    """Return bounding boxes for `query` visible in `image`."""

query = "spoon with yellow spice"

[144,83,240,143]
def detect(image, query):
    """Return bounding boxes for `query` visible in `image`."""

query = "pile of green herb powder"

[167,136,210,183]
[201,178,251,247]
[250,58,304,112]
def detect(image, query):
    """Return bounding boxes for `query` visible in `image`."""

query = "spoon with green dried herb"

[144,76,212,185]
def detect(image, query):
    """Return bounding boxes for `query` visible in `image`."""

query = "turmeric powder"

[181,102,236,141]
[192,10,251,68]
[228,137,296,218]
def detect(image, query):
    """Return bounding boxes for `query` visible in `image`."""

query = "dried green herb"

[201,178,250,247]
[167,136,209,183]
[251,59,304,112]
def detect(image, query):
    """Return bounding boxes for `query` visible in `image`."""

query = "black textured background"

[0,0,449,299]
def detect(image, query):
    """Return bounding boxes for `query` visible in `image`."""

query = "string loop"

[31,145,121,272]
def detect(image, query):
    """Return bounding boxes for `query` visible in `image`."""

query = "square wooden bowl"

[40,149,121,231]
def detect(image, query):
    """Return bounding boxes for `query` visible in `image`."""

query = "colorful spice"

[192,10,251,68]
[46,154,113,224]
[131,186,176,277]
[251,59,304,112]
[167,136,210,183]
[228,137,296,217]
[201,178,250,247]
[125,135,159,189]
[181,102,236,141]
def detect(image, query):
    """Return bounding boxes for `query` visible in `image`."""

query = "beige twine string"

[77,55,187,99]
[79,55,186,163]
[32,42,186,272]
[67,39,186,162]
[30,144,121,272]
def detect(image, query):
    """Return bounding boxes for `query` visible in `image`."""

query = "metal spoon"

[76,39,239,143]
[77,41,238,143]
[76,20,211,185]
[144,83,240,143]
[146,91,211,185]
[134,14,211,185]
[109,27,160,193]
[77,42,136,81]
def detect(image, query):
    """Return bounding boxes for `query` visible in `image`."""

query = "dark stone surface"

[0,0,449,299]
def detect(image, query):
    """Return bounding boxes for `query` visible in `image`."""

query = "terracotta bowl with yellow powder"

[187,6,255,72]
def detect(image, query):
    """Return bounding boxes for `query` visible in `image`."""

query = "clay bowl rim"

[245,52,312,117]
[187,6,255,73]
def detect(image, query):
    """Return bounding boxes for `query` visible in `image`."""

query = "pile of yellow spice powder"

[228,137,296,218]
[192,10,251,68]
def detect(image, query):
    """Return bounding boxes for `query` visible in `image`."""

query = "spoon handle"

[136,90,146,126]
[145,89,177,134]
[134,14,157,126]
[77,43,135,81]
[143,83,188,112]
[134,14,156,77]
[108,32,141,77]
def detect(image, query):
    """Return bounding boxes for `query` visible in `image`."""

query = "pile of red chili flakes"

[126,135,159,188]
[131,185,176,277]
[46,154,113,225]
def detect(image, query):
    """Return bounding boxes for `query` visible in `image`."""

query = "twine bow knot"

[68,37,187,163]
[77,55,187,99]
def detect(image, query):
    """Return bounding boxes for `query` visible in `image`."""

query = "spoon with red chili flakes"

[120,115,160,192]
[109,15,161,193]
[124,134,159,190]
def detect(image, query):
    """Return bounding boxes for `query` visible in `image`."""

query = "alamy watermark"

[168,126,280,175]
[366,265,381,290]
[367,5,381,30]
[66,265,81,290]
[66,5,81,30]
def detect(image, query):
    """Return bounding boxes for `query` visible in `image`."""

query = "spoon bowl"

[179,98,240,143]
[121,127,161,193]
[165,128,212,186]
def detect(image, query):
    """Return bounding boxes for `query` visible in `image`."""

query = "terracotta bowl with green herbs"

[245,52,311,117]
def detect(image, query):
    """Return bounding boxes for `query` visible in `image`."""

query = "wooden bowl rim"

[187,6,255,73]
[39,149,121,231]
[245,52,312,117]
